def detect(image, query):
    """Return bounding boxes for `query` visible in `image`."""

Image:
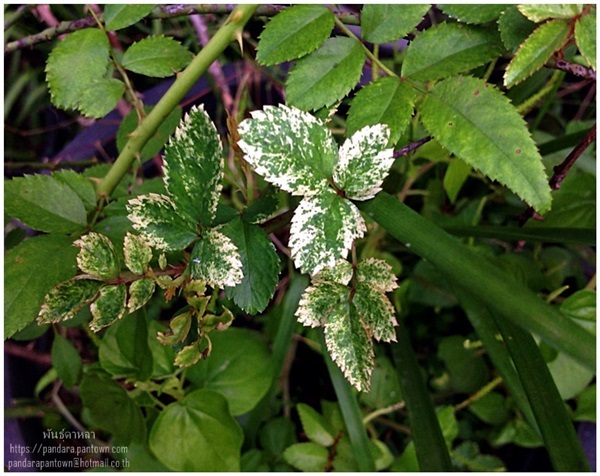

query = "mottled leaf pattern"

[353,284,397,342]
[38,279,103,324]
[189,228,244,288]
[90,284,128,332]
[296,283,349,328]
[127,278,156,313]
[124,233,152,275]
[313,259,354,286]
[74,232,120,281]
[356,258,398,293]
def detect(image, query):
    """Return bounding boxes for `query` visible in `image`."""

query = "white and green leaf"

[127,278,156,313]
[289,189,366,276]
[353,284,398,342]
[122,35,192,77]
[296,282,349,328]
[238,105,335,195]
[361,4,430,44]
[37,279,103,324]
[575,11,596,70]
[518,4,583,22]
[74,232,120,281]
[189,228,244,288]
[313,259,354,286]
[333,124,394,200]
[356,258,398,293]
[123,232,153,275]
[90,284,128,332]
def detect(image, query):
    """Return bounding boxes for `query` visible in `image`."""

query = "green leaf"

[116,105,182,162]
[283,443,329,472]
[189,228,243,288]
[163,105,223,226]
[127,278,155,313]
[297,403,336,446]
[420,75,552,213]
[296,282,349,328]
[127,193,197,251]
[504,20,570,88]
[157,311,192,346]
[80,373,146,444]
[45,28,111,116]
[79,77,125,118]
[360,355,403,408]
[452,441,506,472]
[149,389,243,471]
[186,328,273,415]
[469,391,510,425]
[438,335,489,393]
[439,4,506,24]
[346,77,416,145]
[256,5,335,65]
[356,258,398,293]
[353,284,398,342]
[5,235,79,337]
[37,279,102,324]
[573,385,596,421]
[5,174,87,233]
[547,350,594,400]
[124,232,152,275]
[286,37,365,111]
[51,333,82,388]
[325,301,374,392]
[52,170,96,210]
[90,284,127,332]
[518,4,583,22]
[122,35,192,77]
[443,157,471,203]
[361,4,430,43]
[560,290,596,322]
[402,22,504,82]
[314,259,354,286]
[498,6,537,52]
[238,105,335,195]
[575,11,596,70]
[290,189,366,275]
[333,124,394,200]
[104,4,155,30]
[221,217,279,314]
[74,232,120,280]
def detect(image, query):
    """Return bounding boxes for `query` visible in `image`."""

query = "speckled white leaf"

[313,259,354,286]
[189,228,244,288]
[356,258,398,293]
[127,278,156,313]
[295,282,349,328]
[123,233,152,275]
[238,105,336,196]
[74,232,120,281]
[127,193,197,251]
[37,279,103,324]
[163,105,223,226]
[289,189,366,276]
[353,284,398,342]
[90,284,127,332]
[324,301,374,392]
[333,124,394,200]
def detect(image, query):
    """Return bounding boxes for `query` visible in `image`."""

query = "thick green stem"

[95,4,259,199]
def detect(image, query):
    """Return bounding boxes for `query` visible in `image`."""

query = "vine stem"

[95,4,259,199]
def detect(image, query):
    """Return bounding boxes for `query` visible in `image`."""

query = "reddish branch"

[548,58,596,81]
[394,136,432,158]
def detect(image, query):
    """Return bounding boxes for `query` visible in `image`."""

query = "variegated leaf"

[174,340,203,367]
[163,105,223,226]
[37,279,103,324]
[333,124,394,200]
[127,193,197,251]
[356,258,398,293]
[74,232,120,281]
[157,311,192,346]
[124,233,152,275]
[296,282,349,328]
[324,301,374,392]
[90,284,127,332]
[127,278,156,313]
[313,259,354,286]
[289,189,366,276]
[353,284,398,342]
[238,105,336,196]
[189,228,244,288]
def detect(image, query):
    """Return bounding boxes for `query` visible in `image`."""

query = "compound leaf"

[124,232,152,275]
[90,284,127,332]
[438,4,506,24]
[189,228,243,288]
[257,5,335,65]
[122,35,192,77]
[575,12,596,70]
[74,232,120,281]
[353,284,397,342]
[518,4,583,22]
[356,258,398,293]
[296,282,349,328]
[361,4,430,44]
[52,169,96,210]
[286,37,365,111]
[420,75,551,213]
[313,259,354,286]
[38,279,103,324]
[127,278,155,314]
[51,332,83,388]
[104,4,155,31]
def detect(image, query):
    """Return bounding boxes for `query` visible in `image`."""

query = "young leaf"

[5,235,78,337]
[79,77,125,118]
[289,189,366,276]
[74,232,120,281]
[356,258,398,293]
[5,174,87,234]
[127,193,197,251]
[575,12,596,70]
[104,4,155,31]
[518,4,583,22]
[438,4,506,24]
[38,279,103,324]
[189,228,243,288]
[361,4,430,44]
[333,124,394,200]
[504,20,571,88]
[52,169,96,210]
[90,284,128,331]
[297,403,336,446]
[238,105,336,195]
[124,233,152,275]
[296,282,349,328]
[127,278,156,313]
[122,35,193,78]
[498,6,536,52]
[157,311,192,346]
[149,389,243,471]
[420,75,552,213]
[163,105,223,226]
[222,217,280,314]
[256,5,335,65]
[286,37,366,111]
[283,443,329,472]
[346,77,416,145]
[353,284,397,342]
[402,22,504,82]
[51,332,82,388]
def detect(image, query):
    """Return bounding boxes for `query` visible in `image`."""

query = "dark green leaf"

[283,443,329,472]
[573,385,596,421]
[438,335,489,393]
[189,228,243,288]
[443,157,471,203]
[257,5,334,65]
[360,356,403,408]
[52,170,96,210]
[439,4,506,24]
[90,284,127,332]
[51,332,82,388]
[297,403,335,446]
[286,37,365,110]
[402,22,504,81]
[346,77,416,145]
[259,416,298,456]
[469,391,510,425]
[5,174,87,233]
[74,232,120,280]
[37,279,102,324]
[79,78,125,118]
[149,389,243,471]
[122,35,192,77]
[518,4,583,22]
[575,11,596,70]
[420,75,552,213]
[498,6,536,52]
[5,235,79,338]
[452,441,506,471]
[361,4,430,43]
[104,4,155,30]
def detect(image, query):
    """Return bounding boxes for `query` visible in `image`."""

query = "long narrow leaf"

[443,225,595,246]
